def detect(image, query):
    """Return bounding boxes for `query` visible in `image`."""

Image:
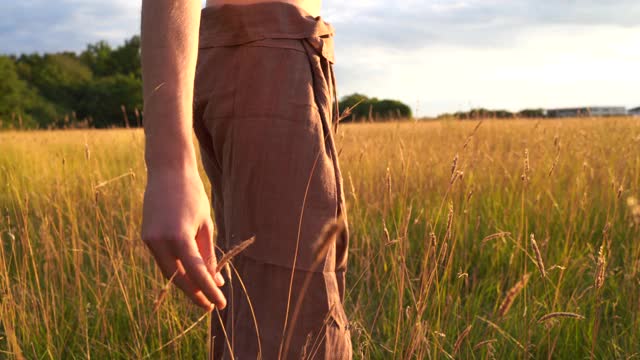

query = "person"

[140,0,351,358]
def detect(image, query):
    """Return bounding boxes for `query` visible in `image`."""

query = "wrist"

[142,83,199,175]
[145,134,198,175]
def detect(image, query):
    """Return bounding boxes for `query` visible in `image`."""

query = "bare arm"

[141,0,226,310]
[141,0,198,170]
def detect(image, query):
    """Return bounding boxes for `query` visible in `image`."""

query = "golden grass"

[1,117,640,358]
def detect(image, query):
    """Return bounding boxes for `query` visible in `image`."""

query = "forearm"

[141,0,201,173]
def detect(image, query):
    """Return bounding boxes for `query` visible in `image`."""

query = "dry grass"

[1,116,640,358]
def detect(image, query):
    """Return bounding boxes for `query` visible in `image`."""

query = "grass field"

[1,117,640,359]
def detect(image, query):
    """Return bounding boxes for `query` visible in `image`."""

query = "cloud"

[1,1,638,115]
[0,0,140,54]
[3,1,639,54]
[331,23,640,116]
[323,0,640,50]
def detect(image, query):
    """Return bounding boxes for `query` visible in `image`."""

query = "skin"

[206,0,320,16]
[140,0,321,311]
[141,0,225,311]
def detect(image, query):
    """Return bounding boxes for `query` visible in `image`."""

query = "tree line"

[338,93,412,122]
[0,36,413,130]
[0,36,142,129]
[437,108,546,120]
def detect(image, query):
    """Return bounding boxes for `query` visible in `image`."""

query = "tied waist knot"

[198,2,341,131]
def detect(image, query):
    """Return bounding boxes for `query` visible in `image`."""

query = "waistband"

[199,2,335,62]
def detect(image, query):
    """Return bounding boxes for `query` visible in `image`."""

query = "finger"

[174,238,227,310]
[174,274,215,310]
[148,244,214,310]
[196,218,224,287]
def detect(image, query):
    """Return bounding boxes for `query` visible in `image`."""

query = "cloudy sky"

[1,1,639,116]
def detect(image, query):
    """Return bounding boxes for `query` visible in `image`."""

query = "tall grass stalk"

[1,117,640,358]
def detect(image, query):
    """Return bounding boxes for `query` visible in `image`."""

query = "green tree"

[0,36,151,129]
[374,99,412,119]
[80,41,114,77]
[79,74,142,128]
[339,93,369,113]
[109,36,141,79]
[0,56,57,129]
[339,93,412,122]
[518,108,546,118]
[16,53,92,121]
[0,56,32,128]
[80,36,141,79]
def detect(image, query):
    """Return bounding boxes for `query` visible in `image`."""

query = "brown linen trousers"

[192,3,351,359]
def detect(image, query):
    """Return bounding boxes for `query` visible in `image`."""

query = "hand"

[141,167,226,310]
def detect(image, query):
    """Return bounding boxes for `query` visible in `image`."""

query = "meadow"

[1,117,640,359]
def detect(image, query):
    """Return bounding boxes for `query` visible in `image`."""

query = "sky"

[1,1,639,117]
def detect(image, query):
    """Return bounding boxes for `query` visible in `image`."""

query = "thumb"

[195,217,225,287]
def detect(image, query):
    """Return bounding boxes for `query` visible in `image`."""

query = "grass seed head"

[595,243,606,290]
[445,202,454,241]
[383,220,391,244]
[537,312,585,323]
[530,233,546,278]
[313,217,345,263]
[450,153,459,181]
[216,236,256,273]
[521,148,530,182]
[385,166,392,198]
[498,273,530,317]
[453,325,473,355]
[481,232,511,245]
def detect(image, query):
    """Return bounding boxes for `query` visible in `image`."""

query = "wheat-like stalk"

[462,119,484,150]
[466,188,474,203]
[174,237,255,312]
[521,148,530,183]
[481,232,511,244]
[473,338,497,350]
[383,220,391,244]
[548,135,561,177]
[337,98,364,123]
[313,217,345,264]
[497,273,530,317]
[152,271,179,314]
[451,170,464,185]
[216,236,256,273]
[537,312,585,323]
[530,233,546,278]
[453,325,472,355]
[450,153,459,183]
[595,243,606,290]
[385,166,392,200]
[429,231,437,248]
[444,202,454,242]
[348,173,357,202]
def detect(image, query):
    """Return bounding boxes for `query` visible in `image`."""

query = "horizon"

[1,1,639,116]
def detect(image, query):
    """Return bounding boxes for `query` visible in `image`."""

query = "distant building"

[629,107,640,116]
[545,106,627,118]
